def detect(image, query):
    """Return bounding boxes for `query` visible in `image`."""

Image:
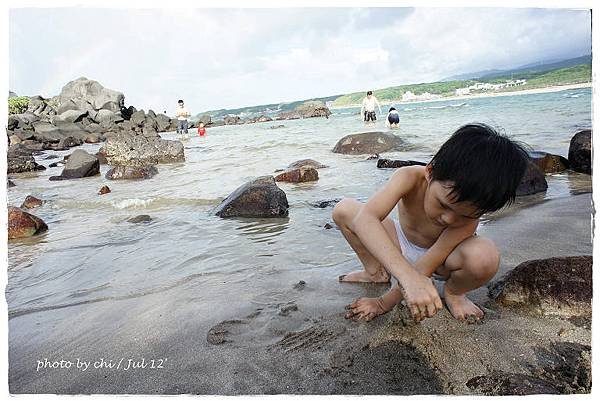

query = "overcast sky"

[9,7,591,113]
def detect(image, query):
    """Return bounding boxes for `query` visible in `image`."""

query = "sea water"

[6,87,592,318]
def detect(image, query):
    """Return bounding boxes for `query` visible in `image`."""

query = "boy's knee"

[463,238,500,282]
[332,198,356,224]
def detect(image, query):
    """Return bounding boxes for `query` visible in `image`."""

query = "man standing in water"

[175,99,191,138]
[360,91,382,125]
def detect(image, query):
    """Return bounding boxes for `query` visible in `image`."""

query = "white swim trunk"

[393,219,429,265]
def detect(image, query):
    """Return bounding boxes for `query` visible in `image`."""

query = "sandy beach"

[8,189,592,394]
[331,82,592,109]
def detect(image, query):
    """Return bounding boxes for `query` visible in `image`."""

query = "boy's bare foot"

[339,269,390,283]
[344,297,392,321]
[443,286,484,322]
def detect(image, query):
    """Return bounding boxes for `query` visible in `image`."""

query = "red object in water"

[198,127,206,136]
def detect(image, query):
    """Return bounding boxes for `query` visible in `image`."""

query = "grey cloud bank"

[9,7,591,113]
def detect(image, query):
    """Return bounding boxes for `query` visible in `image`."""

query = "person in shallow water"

[175,99,191,137]
[386,107,400,128]
[360,90,382,124]
[333,123,528,323]
[197,122,206,136]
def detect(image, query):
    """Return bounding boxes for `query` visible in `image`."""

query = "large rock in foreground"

[8,206,48,239]
[568,130,591,174]
[332,132,405,155]
[528,151,569,173]
[49,149,99,180]
[488,256,592,318]
[214,176,289,218]
[516,161,548,196]
[102,134,185,167]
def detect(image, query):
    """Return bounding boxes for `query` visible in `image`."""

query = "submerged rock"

[568,130,591,174]
[214,176,289,218]
[488,256,592,318]
[49,149,99,181]
[275,167,319,183]
[377,159,427,169]
[287,159,328,169]
[127,215,153,223]
[8,179,16,188]
[105,165,158,180]
[98,185,111,195]
[313,199,341,208]
[8,206,48,239]
[332,132,406,155]
[20,195,44,209]
[516,161,548,196]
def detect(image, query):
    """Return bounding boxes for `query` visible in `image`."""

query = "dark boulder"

[20,195,44,209]
[7,153,46,174]
[516,161,548,196]
[313,199,341,208]
[127,215,153,223]
[287,159,328,169]
[49,149,100,180]
[8,206,48,239]
[488,256,592,318]
[377,159,427,168]
[568,130,591,174]
[466,372,560,395]
[105,165,158,180]
[214,176,289,218]
[531,342,591,394]
[275,167,319,183]
[332,132,406,155]
[8,179,16,188]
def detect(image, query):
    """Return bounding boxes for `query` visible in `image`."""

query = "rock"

[324,223,334,229]
[466,372,560,395]
[270,124,285,129]
[214,176,289,218]
[8,179,16,188]
[127,215,153,223]
[256,115,272,122]
[488,256,592,318]
[53,109,88,124]
[105,165,158,180]
[377,159,427,168]
[31,122,62,143]
[154,114,172,132]
[84,133,101,143]
[224,115,241,125]
[129,110,146,126]
[528,151,569,173]
[532,342,591,394]
[98,185,111,195]
[275,167,319,183]
[313,199,341,208]
[332,132,406,155]
[516,161,548,196]
[57,77,124,112]
[20,195,44,209]
[8,206,48,239]
[294,100,331,118]
[287,159,328,169]
[366,153,380,160]
[278,302,298,316]
[102,134,185,167]
[9,135,22,145]
[95,150,108,165]
[7,154,46,174]
[293,280,306,290]
[568,130,591,174]
[49,149,100,180]
[26,96,54,117]
[274,111,301,120]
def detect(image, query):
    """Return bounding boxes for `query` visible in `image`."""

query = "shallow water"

[6,87,592,318]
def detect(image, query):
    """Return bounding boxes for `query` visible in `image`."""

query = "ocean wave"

[53,197,222,211]
[428,102,467,110]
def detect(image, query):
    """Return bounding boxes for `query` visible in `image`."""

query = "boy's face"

[424,167,481,227]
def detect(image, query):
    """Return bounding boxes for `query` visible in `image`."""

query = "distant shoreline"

[330,82,592,109]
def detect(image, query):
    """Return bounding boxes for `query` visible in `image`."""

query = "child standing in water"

[333,123,528,323]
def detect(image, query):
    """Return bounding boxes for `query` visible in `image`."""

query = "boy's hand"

[398,272,443,322]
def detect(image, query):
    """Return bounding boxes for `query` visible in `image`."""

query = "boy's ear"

[425,163,433,182]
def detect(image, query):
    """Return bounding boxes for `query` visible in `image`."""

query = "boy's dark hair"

[178,99,184,104]
[367,91,373,96]
[429,123,529,215]
[389,107,396,112]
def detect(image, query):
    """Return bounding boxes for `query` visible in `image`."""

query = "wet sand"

[8,193,592,394]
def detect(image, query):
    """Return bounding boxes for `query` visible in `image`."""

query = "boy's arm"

[350,167,443,320]
[413,220,479,277]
